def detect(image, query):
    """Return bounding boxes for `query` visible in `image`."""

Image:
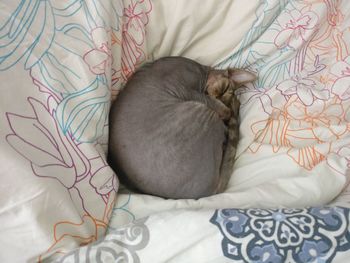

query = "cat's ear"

[228,69,256,84]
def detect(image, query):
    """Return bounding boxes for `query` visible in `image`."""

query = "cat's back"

[108,57,225,199]
[110,57,210,134]
[114,56,208,105]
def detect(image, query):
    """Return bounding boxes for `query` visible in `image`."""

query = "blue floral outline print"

[0,0,123,143]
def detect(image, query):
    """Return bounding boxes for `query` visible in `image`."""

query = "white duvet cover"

[112,0,350,227]
[1,0,350,262]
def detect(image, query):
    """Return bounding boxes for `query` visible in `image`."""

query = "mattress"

[1,0,350,262]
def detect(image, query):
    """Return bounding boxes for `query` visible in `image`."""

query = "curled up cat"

[108,57,256,199]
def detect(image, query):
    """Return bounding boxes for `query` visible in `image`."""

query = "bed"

[1,0,350,262]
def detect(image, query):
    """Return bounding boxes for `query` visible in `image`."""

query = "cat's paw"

[218,107,231,121]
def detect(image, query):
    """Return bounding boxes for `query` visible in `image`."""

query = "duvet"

[1,0,350,262]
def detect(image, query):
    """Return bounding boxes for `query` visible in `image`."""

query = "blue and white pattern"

[211,207,350,262]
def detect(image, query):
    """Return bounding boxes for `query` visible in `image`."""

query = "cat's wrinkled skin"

[108,57,256,199]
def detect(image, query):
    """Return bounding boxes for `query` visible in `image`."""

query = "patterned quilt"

[1,0,350,262]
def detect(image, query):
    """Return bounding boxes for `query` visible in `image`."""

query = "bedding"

[1,0,350,262]
[111,0,350,226]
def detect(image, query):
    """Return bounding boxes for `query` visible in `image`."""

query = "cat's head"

[206,68,256,105]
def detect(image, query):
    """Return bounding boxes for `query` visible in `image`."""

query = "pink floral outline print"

[6,97,90,188]
[84,27,113,76]
[6,96,118,217]
[90,165,118,196]
[237,83,287,115]
[275,9,319,50]
[115,0,152,82]
[330,55,350,100]
[277,71,329,106]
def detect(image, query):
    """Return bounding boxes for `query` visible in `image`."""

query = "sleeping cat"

[108,57,256,199]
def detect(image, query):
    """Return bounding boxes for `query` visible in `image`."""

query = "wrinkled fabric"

[111,0,350,228]
[1,0,350,262]
[0,0,151,261]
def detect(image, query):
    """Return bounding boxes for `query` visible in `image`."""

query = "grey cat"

[108,57,256,199]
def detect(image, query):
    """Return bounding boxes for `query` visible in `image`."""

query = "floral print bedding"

[1,0,350,262]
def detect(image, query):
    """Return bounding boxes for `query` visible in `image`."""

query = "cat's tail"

[216,96,241,194]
